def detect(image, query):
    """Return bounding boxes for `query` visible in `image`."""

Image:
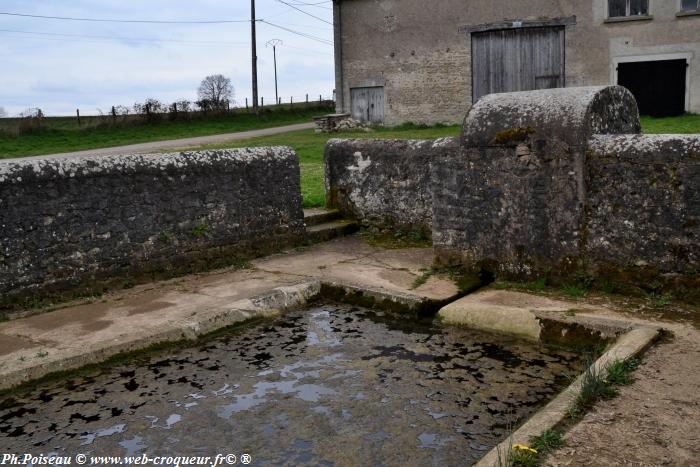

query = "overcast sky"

[0,0,334,116]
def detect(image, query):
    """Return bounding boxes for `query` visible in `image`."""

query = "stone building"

[332,0,700,124]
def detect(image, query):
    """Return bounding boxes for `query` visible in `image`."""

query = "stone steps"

[306,219,359,243]
[303,208,343,226]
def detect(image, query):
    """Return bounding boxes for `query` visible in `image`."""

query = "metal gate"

[350,86,385,123]
[471,26,565,102]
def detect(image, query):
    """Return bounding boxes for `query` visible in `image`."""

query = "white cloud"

[0,0,334,115]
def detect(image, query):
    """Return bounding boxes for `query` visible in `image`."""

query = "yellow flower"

[512,444,538,454]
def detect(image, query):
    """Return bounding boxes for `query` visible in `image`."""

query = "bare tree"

[0,106,7,118]
[197,75,233,111]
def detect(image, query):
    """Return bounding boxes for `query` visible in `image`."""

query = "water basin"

[0,302,589,465]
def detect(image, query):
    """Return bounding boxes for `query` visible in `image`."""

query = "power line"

[0,11,253,24]
[0,28,249,45]
[273,0,333,25]
[261,20,333,45]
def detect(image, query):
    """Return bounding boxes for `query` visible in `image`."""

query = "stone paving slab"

[0,235,459,390]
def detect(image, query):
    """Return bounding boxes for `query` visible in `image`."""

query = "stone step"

[306,219,359,243]
[303,208,343,227]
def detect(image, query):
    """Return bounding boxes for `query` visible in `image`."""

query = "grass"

[568,357,639,419]
[2,111,694,210]
[529,429,565,454]
[193,124,461,208]
[0,105,333,158]
[640,113,700,134]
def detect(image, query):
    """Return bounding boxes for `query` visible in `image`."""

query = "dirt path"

[4,122,315,161]
[546,320,700,466]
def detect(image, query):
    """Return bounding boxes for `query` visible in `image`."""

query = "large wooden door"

[350,86,385,123]
[471,27,565,102]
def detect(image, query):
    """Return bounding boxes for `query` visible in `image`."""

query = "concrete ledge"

[0,280,321,391]
[475,324,660,466]
[439,291,663,466]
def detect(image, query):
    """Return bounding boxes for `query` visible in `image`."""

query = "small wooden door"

[350,86,385,123]
[471,26,565,102]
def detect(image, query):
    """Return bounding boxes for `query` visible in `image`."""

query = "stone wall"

[435,86,699,296]
[0,148,305,306]
[324,86,699,299]
[585,134,700,276]
[324,138,457,234]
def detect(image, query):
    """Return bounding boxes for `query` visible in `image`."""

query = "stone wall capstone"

[0,148,305,307]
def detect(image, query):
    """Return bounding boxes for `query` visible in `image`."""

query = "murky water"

[0,303,586,466]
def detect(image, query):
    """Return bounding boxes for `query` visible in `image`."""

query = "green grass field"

[640,113,700,134]
[0,105,332,158]
[191,123,462,208]
[1,111,697,209]
[189,114,699,208]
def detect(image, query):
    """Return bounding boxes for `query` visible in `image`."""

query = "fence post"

[76,109,81,127]
[111,105,116,123]
[261,97,264,108]
[173,102,178,119]
[306,94,309,104]
[246,97,248,110]
[278,97,281,105]
[290,96,293,108]
[319,94,322,104]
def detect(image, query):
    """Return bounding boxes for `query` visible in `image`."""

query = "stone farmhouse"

[332,0,700,124]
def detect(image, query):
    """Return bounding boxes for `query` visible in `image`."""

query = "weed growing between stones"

[191,223,208,238]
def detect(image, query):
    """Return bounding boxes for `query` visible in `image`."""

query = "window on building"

[681,0,700,11]
[608,0,649,17]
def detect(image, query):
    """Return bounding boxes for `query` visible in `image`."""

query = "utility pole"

[251,0,259,116]
[266,39,282,106]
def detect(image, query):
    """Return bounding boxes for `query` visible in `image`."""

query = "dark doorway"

[471,26,565,102]
[617,59,687,117]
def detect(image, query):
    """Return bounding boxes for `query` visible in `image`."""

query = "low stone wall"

[585,134,700,284]
[0,148,305,307]
[435,87,699,296]
[324,138,457,234]
[323,86,699,298]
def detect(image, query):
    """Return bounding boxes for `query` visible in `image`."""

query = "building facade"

[333,0,700,124]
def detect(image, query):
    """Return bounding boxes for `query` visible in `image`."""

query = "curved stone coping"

[462,86,640,148]
[0,147,297,184]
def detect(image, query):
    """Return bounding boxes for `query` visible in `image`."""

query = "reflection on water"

[0,303,585,466]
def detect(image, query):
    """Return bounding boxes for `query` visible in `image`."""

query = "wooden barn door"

[472,27,565,102]
[350,86,385,123]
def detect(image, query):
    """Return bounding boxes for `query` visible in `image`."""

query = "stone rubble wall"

[0,148,305,304]
[585,134,700,275]
[324,138,458,233]
[324,86,699,296]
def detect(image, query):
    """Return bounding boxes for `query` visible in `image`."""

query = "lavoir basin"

[0,302,591,466]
